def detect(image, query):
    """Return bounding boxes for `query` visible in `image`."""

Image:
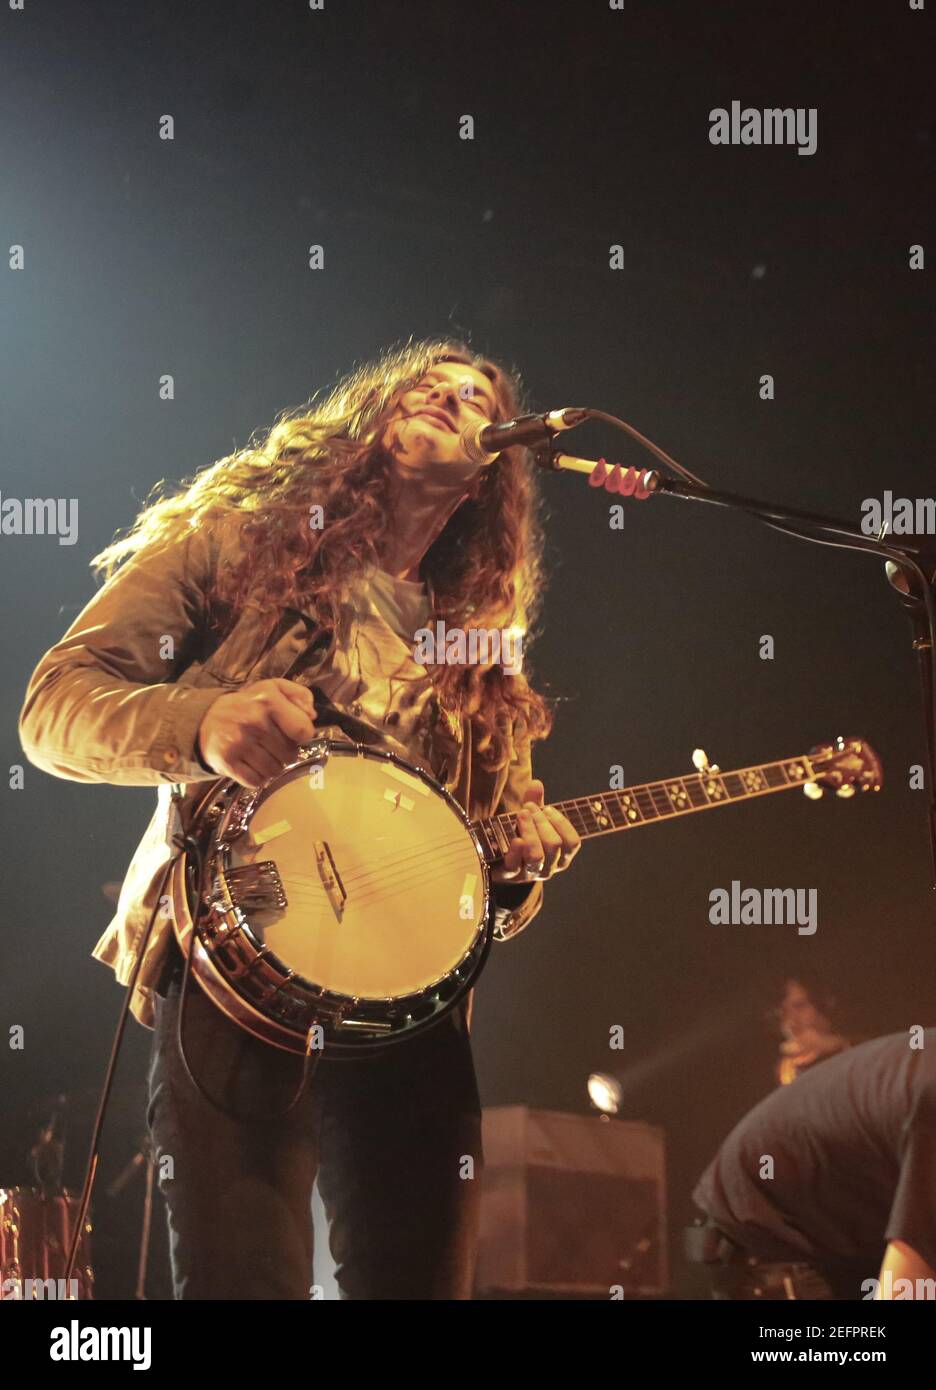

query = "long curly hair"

[91,337,554,769]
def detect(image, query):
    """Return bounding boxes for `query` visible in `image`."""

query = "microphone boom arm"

[533,440,936,893]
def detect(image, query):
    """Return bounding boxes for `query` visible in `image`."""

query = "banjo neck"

[468,738,881,864]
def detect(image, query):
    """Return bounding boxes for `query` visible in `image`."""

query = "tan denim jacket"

[18,514,544,1029]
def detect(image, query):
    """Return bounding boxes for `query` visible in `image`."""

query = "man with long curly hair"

[19,338,581,1300]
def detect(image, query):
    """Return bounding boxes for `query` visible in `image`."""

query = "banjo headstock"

[807,737,882,798]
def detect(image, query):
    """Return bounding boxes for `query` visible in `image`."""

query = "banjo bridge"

[314,840,347,922]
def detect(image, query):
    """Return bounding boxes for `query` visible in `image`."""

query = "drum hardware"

[0,1188,93,1300]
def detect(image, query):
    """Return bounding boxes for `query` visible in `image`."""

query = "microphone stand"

[534,447,936,892]
[105,1135,156,1299]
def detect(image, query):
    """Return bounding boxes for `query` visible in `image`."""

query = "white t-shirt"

[311,567,438,768]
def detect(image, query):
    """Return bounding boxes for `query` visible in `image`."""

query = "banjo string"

[281,826,483,888]
[279,841,476,912]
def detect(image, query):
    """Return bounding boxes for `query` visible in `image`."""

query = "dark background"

[1,0,934,1297]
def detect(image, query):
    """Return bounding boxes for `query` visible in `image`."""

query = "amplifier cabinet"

[475,1107,667,1297]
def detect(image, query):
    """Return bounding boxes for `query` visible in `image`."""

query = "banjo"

[169,734,881,1056]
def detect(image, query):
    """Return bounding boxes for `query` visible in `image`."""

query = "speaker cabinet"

[475,1107,667,1297]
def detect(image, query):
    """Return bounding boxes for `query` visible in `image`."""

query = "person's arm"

[18,521,232,787]
[874,1240,936,1299]
[879,1104,936,1299]
[486,711,581,939]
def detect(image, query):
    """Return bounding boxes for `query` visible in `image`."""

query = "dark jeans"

[145,950,483,1300]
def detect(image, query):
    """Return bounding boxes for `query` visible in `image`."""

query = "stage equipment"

[0,1188,93,1300]
[476,1106,666,1297]
[530,410,935,888]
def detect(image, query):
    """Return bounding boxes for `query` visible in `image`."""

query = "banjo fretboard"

[469,754,819,862]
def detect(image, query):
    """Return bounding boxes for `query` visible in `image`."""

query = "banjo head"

[180,740,494,1052]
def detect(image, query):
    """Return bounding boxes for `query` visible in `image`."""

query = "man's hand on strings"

[195,678,317,789]
[490,780,582,883]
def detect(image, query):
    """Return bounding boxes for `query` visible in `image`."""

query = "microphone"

[885,544,936,648]
[885,542,936,612]
[460,408,589,465]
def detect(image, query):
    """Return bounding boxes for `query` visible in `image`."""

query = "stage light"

[586,1071,622,1115]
